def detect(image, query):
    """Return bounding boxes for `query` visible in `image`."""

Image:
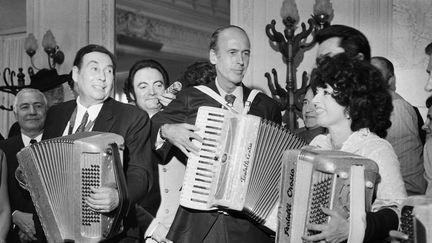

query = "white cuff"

[155,128,166,149]
[144,219,160,239]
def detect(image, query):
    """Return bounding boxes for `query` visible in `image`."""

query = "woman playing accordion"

[303,53,407,243]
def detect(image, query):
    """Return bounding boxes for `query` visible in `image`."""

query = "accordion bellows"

[277,147,379,243]
[17,132,128,243]
[180,106,306,231]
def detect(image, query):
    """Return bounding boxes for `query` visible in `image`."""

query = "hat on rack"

[29,68,70,92]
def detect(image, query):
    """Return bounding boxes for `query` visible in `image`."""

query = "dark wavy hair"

[123,59,169,102]
[73,44,116,72]
[426,95,432,109]
[179,61,216,88]
[312,53,393,138]
[315,25,371,61]
[426,42,432,55]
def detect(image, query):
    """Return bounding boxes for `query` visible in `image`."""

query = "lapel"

[206,80,219,94]
[241,84,252,104]
[42,101,76,140]
[92,97,115,132]
[204,81,251,106]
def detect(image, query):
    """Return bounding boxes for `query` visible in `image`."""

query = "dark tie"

[225,94,236,107]
[30,139,37,145]
[75,111,89,133]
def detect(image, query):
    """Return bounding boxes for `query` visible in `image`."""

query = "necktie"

[30,139,37,145]
[75,111,89,133]
[225,94,236,107]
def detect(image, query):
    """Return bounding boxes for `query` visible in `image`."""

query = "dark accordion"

[277,147,379,243]
[179,106,306,231]
[16,132,129,243]
[400,195,432,243]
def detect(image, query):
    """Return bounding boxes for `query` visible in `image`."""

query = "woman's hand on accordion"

[302,207,349,243]
[160,123,202,157]
[388,230,408,243]
[85,186,119,213]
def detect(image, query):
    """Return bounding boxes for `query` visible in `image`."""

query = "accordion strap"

[106,143,130,239]
[194,85,261,115]
[348,165,366,243]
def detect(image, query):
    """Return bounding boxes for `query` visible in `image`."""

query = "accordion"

[16,132,129,243]
[277,147,379,243]
[180,106,306,231]
[400,195,432,243]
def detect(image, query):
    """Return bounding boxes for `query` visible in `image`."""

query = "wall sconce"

[0,30,65,111]
[25,30,65,70]
[265,0,333,130]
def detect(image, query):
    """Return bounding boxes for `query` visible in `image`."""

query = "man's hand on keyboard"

[161,123,203,157]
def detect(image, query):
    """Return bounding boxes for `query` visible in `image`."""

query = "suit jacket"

[0,135,45,242]
[151,81,281,243]
[43,97,158,240]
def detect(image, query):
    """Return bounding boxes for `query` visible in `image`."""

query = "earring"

[344,109,351,120]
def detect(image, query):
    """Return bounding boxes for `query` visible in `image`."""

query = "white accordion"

[400,195,432,243]
[277,147,379,243]
[180,106,306,231]
[16,132,128,243]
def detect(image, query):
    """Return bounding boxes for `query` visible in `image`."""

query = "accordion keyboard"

[180,110,226,210]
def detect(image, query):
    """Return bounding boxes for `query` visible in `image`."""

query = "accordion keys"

[277,147,379,243]
[180,106,307,231]
[17,132,128,243]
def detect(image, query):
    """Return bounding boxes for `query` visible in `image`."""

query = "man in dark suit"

[0,88,48,242]
[42,44,154,242]
[152,25,281,243]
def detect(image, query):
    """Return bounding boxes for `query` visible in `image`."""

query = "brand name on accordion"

[287,168,295,197]
[240,143,253,183]
[284,168,295,236]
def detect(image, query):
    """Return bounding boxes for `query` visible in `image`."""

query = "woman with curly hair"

[302,53,407,243]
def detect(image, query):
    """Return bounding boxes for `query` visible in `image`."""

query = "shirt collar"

[215,78,244,112]
[215,78,243,99]
[76,96,104,122]
[314,128,371,153]
[21,133,43,147]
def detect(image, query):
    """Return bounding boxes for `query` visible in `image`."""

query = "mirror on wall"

[114,0,230,102]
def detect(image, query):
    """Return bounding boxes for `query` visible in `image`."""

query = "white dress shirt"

[62,97,104,136]
[215,78,244,113]
[21,133,42,147]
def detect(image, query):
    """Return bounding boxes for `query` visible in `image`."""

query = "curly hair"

[426,42,432,55]
[123,59,169,102]
[179,61,216,88]
[312,53,393,138]
[426,95,432,109]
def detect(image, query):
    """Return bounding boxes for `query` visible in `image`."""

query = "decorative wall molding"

[116,8,211,59]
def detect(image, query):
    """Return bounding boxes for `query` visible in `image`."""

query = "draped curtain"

[0,33,27,138]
